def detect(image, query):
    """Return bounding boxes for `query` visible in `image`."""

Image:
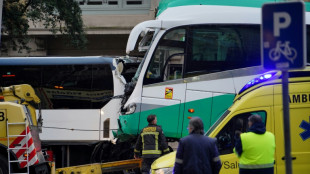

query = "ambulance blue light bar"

[239,72,277,94]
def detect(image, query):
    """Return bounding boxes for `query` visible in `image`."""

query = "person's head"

[188,117,204,135]
[248,114,263,128]
[147,114,157,124]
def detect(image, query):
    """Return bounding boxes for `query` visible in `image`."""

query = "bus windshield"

[132,57,145,83]
[132,28,160,82]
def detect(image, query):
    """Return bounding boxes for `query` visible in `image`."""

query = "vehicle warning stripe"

[15,138,35,159]
[9,126,39,168]
[19,148,38,168]
[9,127,30,148]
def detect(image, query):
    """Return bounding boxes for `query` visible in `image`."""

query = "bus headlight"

[125,103,136,115]
[153,167,173,174]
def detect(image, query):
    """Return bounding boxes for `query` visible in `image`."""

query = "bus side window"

[143,28,186,85]
[185,25,260,77]
[216,111,266,155]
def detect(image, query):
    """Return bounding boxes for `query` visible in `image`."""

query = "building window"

[77,0,151,15]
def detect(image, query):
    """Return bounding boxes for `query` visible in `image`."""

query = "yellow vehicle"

[55,159,141,174]
[0,84,49,173]
[0,84,142,174]
[151,67,310,174]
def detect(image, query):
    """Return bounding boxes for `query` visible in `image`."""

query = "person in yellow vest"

[234,114,275,174]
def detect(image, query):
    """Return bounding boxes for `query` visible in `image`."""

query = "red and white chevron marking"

[9,126,39,168]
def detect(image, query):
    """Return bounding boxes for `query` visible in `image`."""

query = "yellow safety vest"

[239,131,275,169]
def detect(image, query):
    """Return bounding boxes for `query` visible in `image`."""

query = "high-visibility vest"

[134,125,170,158]
[239,131,275,169]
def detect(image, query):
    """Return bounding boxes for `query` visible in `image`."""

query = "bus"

[113,0,310,142]
[0,56,140,167]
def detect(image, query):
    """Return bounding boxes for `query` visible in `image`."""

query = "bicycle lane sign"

[262,1,306,70]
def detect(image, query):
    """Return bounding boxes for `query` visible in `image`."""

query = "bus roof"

[0,56,114,66]
[157,0,310,16]
[157,5,261,22]
[126,5,310,53]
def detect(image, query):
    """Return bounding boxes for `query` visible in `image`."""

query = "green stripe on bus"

[119,94,235,138]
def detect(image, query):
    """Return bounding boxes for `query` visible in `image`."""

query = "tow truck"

[0,84,141,174]
[0,84,49,173]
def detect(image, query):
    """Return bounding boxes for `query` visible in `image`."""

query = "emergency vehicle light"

[239,72,277,94]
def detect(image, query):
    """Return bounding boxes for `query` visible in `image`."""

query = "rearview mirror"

[117,61,124,74]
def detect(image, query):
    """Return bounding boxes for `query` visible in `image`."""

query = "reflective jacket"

[134,124,169,158]
[235,122,275,170]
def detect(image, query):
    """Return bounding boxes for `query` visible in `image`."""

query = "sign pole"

[262,2,305,173]
[282,70,292,174]
[0,0,3,53]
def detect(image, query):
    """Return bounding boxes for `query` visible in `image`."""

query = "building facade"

[5,0,159,57]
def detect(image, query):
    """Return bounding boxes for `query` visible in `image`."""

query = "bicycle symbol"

[269,41,297,63]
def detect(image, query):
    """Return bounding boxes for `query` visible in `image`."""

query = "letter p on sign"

[274,12,291,37]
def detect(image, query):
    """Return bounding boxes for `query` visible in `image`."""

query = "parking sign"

[262,1,306,70]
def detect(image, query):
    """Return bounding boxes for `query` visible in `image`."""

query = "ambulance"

[151,67,310,174]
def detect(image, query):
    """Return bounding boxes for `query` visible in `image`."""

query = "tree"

[2,0,87,52]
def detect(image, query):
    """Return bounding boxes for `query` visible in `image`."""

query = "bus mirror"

[117,61,124,74]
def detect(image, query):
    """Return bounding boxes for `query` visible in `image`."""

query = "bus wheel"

[0,155,8,174]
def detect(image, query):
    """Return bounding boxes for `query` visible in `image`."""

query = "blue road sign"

[262,1,306,70]
[300,117,310,141]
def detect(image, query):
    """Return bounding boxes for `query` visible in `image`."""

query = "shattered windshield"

[131,29,160,82]
[131,57,145,82]
[138,29,155,52]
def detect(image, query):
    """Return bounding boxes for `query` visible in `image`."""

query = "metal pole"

[61,145,65,168]
[67,145,70,167]
[282,70,292,174]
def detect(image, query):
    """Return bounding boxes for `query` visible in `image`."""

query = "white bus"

[0,56,139,167]
[113,0,310,143]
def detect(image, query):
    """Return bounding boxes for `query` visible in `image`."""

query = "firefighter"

[234,114,276,174]
[134,114,170,174]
